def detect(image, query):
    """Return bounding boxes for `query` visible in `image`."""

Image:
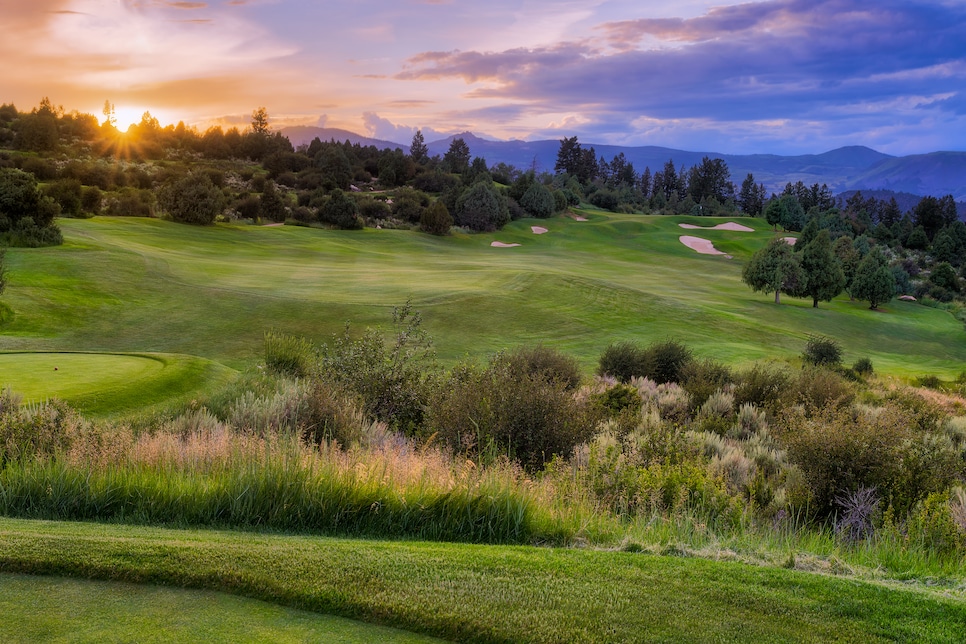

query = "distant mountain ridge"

[280,126,966,201]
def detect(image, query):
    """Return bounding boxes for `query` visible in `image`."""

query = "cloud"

[394,0,966,152]
[361,112,449,144]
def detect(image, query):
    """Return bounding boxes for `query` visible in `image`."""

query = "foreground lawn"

[0,573,441,643]
[1,518,963,642]
[2,214,965,378]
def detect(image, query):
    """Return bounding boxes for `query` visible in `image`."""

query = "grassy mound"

[0,352,235,417]
[1,518,964,643]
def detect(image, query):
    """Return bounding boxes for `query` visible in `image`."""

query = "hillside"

[282,126,966,199]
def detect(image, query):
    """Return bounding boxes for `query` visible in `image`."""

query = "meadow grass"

[0,573,442,643]
[1,517,964,643]
[1,213,963,383]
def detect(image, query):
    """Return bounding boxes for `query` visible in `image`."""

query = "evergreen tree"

[833,235,861,299]
[519,181,555,218]
[852,247,896,309]
[443,137,471,175]
[798,229,845,307]
[409,129,428,165]
[796,217,820,253]
[420,200,452,236]
[742,237,804,304]
[738,173,764,216]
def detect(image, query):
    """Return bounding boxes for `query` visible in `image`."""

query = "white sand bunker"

[573,215,588,222]
[679,235,732,258]
[491,241,521,248]
[679,222,755,232]
[531,226,548,235]
[782,237,797,245]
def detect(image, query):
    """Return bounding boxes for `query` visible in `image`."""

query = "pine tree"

[409,129,428,165]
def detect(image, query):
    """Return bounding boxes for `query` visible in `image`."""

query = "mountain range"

[280,127,966,202]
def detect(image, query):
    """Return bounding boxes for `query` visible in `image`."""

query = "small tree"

[158,173,225,225]
[420,200,453,236]
[798,230,845,308]
[455,181,509,231]
[319,189,363,230]
[519,181,555,218]
[852,247,896,309]
[802,335,842,368]
[742,237,804,304]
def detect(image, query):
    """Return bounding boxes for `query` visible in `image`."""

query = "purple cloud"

[394,0,966,152]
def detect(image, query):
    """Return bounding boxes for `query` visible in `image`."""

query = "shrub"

[733,362,792,411]
[158,173,225,225]
[643,340,693,384]
[802,335,842,368]
[501,345,582,390]
[420,200,453,236]
[788,366,854,410]
[852,357,874,376]
[427,357,595,471]
[263,330,316,378]
[597,341,648,383]
[318,302,436,433]
[0,392,85,466]
[680,359,733,410]
[319,189,363,230]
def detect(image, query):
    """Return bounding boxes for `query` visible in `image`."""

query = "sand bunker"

[491,241,522,248]
[679,222,755,232]
[573,215,588,222]
[782,237,797,245]
[679,236,731,258]
[531,226,548,235]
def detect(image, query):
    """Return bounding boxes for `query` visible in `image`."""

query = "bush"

[597,341,648,383]
[0,392,85,466]
[852,357,874,376]
[733,362,792,411]
[318,302,436,433]
[263,330,316,378]
[158,173,225,225]
[501,345,582,390]
[802,335,842,368]
[420,200,453,236]
[788,366,854,410]
[427,357,595,471]
[680,359,733,410]
[319,189,363,230]
[644,340,693,384]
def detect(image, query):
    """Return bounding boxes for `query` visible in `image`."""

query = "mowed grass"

[1,518,964,643]
[0,352,236,417]
[1,212,964,377]
[0,573,442,643]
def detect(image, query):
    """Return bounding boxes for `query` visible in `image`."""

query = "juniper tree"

[742,237,804,304]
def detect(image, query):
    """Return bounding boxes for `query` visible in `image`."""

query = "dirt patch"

[491,241,522,248]
[679,222,755,232]
[531,226,548,235]
[679,235,731,258]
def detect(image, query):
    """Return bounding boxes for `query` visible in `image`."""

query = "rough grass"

[1,213,963,379]
[0,573,442,643]
[1,518,964,643]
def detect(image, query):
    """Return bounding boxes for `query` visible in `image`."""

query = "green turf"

[0,573,442,643]
[0,518,964,643]
[0,352,236,416]
[1,213,964,380]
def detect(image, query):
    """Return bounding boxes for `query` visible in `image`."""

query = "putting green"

[0,573,442,643]
[0,352,236,416]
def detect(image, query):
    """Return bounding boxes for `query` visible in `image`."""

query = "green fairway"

[0,352,236,416]
[1,213,964,380]
[1,518,964,643]
[0,573,442,643]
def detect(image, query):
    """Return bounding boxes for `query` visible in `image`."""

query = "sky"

[2,0,965,155]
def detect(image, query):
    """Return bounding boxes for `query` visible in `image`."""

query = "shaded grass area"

[1,214,964,377]
[0,573,443,644]
[1,518,964,643]
[0,352,236,417]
